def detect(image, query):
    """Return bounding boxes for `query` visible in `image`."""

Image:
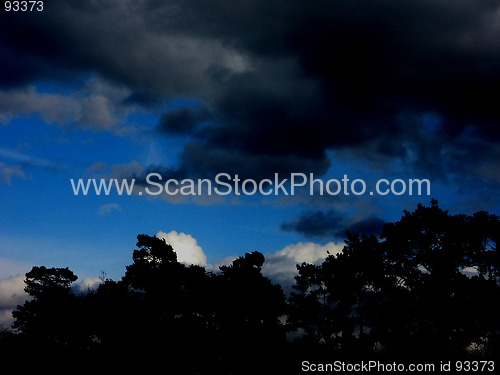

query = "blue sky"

[0,110,305,279]
[0,88,328,280]
[1,0,500,316]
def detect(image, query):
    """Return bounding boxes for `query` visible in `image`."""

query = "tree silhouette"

[287,200,500,359]
[4,201,499,372]
[12,266,78,338]
[215,251,287,373]
[10,266,87,366]
[118,234,211,370]
[378,200,500,357]
[288,233,385,355]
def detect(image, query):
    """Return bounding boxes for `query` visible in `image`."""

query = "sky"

[1,0,500,326]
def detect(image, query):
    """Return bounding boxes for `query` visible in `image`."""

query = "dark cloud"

[345,217,386,238]
[281,209,386,239]
[280,210,343,238]
[2,0,500,182]
[158,105,212,135]
[118,145,330,183]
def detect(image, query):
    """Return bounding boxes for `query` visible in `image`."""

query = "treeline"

[1,200,499,373]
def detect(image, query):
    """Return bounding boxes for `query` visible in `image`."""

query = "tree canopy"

[2,201,499,372]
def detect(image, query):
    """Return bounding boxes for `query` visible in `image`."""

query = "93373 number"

[456,361,495,372]
[5,1,43,11]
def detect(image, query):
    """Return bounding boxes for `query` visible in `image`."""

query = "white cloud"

[81,95,115,129]
[262,241,344,293]
[0,275,28,328]
[0,273,104,328]
[98,203,121,215]
[0,147,64,185]
[0,275,26,308]
[274,241,342,264]
[156,230,207,266]
[0,147,55,169]
[206,240,344,293]
[73,277,103,294]
[0,78,134,132]
[0,162,26,184]
[153,230,343,294]
[0,87,80,125]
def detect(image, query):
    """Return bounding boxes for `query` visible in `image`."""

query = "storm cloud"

[281,209,386,239]
[2,0,500,183]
